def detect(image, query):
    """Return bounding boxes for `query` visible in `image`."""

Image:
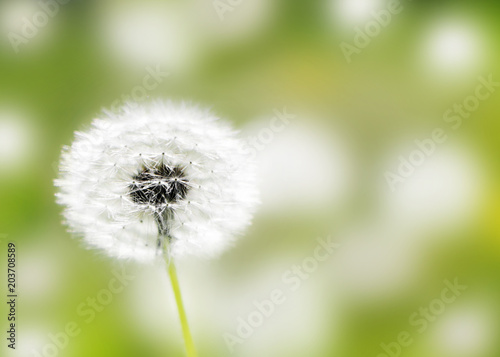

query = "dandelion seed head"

[129,164,189,206]
[55,100,259,262]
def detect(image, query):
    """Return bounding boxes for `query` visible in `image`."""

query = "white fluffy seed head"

[55,100,259,263]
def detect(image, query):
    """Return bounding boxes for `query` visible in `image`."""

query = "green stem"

[166,257,197,357]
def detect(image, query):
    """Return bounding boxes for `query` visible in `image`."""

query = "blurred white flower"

[431,303,495,357]
[0,1,37,33]
[0,0,59,53]
[382,144,484,237]
[0,109,37,173]
[196,0,274,43]
[238,284,328,357]
[97,2,198,71]
[253,121,352,213]
[420,17,485,78]
[20,246,59,301]
[14,328,46,356]
[55,100,258,262]
[330,223,422,301]
[329,0,384,29]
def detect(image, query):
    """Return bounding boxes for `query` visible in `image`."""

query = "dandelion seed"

[55,100,258,262]
[55,100,259,357]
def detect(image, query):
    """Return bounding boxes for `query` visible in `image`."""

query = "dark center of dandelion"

[129,164,189,206]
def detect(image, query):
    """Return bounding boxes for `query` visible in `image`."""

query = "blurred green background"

[1,0,499,356]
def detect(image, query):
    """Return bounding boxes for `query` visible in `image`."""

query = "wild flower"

[55,100,259,356]
[55,100,258,263]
